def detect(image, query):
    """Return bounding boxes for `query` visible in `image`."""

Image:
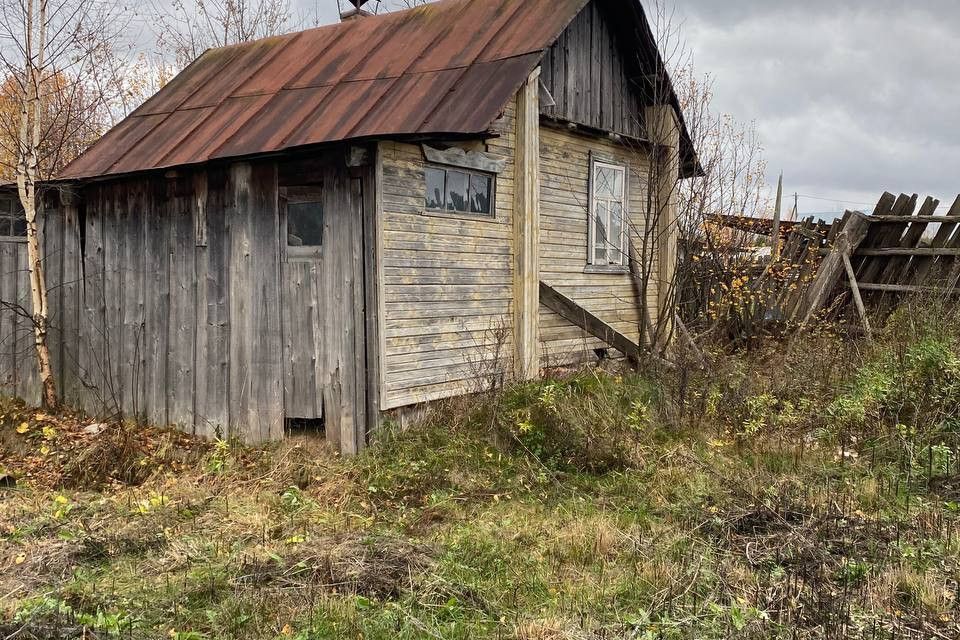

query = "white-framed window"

[588,157,627,267]
[424,164,495,217]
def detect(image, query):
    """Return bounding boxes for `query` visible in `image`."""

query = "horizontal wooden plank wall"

[378,106,518,410]
[539,125,656,367]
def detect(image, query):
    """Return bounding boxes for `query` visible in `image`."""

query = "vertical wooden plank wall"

[539,0,644,139]
[0,240,21,397]
[0,161,287,444]
[199,170,231,438]
[281,260,323,420]
[103,184,124,413]
[223,162,283,441]
[167,178,197,429]
[227,163,253,438]
[277,154,370,452]
[535,0,662,367]
[143,181,169,426]
[80,186,106,414]
[361,153,381,448]
[247,164,284,441]
[0,198,69,407]
[59,190,82,406]
[319,164,367,453]
[120,182,146,420]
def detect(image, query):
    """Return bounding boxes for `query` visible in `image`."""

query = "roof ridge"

[195,0,472,56]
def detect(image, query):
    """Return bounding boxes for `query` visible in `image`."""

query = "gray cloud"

[679,0,960,213]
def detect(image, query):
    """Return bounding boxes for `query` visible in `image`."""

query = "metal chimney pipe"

[341,0,372,21]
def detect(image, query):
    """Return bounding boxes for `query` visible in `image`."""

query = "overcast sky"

[150,0,960,217]
[678,0,960,216]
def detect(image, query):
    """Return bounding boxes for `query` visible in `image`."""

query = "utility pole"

[770,173,783,263]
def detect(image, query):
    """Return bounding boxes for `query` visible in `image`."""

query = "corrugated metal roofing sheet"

[60,0,590,180]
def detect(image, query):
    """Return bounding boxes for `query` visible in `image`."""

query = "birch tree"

[2,0,57,408]
[0,0,127,408]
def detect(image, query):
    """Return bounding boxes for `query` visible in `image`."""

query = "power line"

[783,194,877,207]
[782,193,954,211]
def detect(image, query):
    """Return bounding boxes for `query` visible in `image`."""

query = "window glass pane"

[609,202,624,264]
[445,170,469,212]
[11,216,25,237]
[594,202,608,263]
[594,164,624,200]
[425,167,446,210]
[287,201,323,247]
[595,201,609,241]
[469,173,492,214]
[0,218,10,237]
[595,166,615,199]
[610,167,624,198]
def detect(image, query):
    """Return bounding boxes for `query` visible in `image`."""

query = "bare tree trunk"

[15,0,58,409]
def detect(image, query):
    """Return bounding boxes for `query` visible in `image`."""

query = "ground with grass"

[2,305,960,639]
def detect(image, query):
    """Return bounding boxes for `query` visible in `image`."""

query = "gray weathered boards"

[0,149,374,449]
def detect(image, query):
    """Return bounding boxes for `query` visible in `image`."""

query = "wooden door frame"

[275,146,380,453]
[355,145,381,451]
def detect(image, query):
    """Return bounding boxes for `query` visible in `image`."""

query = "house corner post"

[644,104,681,342]
[513,67,541,380]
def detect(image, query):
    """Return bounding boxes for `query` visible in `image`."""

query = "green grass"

[3,329,960,639]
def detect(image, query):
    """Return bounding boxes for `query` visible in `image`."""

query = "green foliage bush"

[688,331,853,443]
[488,371,661,473]
[825,300,960,481]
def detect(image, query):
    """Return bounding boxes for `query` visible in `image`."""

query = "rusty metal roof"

[60,0,589,179]
[59,0,698,180]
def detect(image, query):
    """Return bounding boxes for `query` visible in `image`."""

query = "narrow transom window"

[0,195,26,240]
[589,159,627,266]
[424,165,495,217]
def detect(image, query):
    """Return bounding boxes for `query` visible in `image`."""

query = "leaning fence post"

[800,210,873,325]
[841,252,873,340]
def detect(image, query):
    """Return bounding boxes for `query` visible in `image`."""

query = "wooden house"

[0,0,698,454]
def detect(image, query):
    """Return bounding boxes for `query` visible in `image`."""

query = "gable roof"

[59,0,697,181]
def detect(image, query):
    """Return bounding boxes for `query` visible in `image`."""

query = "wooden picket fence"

[702,191,960,338]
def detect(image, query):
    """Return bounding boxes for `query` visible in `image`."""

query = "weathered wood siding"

[378,108,517,410]
[535,0,659,367]
[317,165,367,454]
[539,0,646,140]
[0,240,40,406]
[67,165,285,441]
[378,88,659,407]
[1,150,372,450]
[539,125,657,367]
[0,163,284,442]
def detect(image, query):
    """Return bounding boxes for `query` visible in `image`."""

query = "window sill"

[583,264,630,275]
[420,208,500,222]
